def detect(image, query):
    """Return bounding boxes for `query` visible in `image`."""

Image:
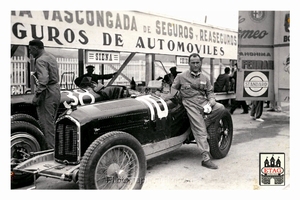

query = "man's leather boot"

[201,152,218,169]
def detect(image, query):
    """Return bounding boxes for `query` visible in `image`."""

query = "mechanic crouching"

[171,53,225,169]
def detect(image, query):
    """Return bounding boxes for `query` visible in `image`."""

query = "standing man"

[213,67,231,107]
[250,101,264,122]
[213,67,231,93]
[74,65,117,87]
[229,63,249,114]
[171,53,225,169]
[29,39,61,149]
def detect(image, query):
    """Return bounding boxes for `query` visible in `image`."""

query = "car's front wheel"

[207,109,233,159]
[79,131,146,190]
[11,121,47,188]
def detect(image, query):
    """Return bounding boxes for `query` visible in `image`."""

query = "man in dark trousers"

[29,39,61,149]
[74,65,117,87]
[229,63,249,114]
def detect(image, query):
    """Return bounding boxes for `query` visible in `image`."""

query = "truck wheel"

[11,121,47,188]
[11,113,41,129]
[79,131,146,190]
[207,109,233,159]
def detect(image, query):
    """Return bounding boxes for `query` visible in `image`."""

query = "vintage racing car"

[11,90,233,189]
[11,84,129,152]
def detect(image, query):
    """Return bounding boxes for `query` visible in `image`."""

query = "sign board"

[236,11,290,102]
[273,12,290,102]
[237,11,275,101]
[86,51,120,64]
[176,56,189,66]
[11,11,237,59]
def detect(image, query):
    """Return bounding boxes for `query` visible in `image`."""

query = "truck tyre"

[207,109,233,159]
[79,131,146,190]
[11,121,47,188]
[11,113,41,129]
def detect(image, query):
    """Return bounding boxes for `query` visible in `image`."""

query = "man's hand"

[32,93,41,106]
[203,103,212,114]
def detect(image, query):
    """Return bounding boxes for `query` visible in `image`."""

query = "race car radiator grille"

[55,118,80,164]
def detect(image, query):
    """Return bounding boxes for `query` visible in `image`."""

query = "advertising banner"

[274,12,290,102]
[11,11,237,59]
[237,11,275,101]
[237,11,290,102]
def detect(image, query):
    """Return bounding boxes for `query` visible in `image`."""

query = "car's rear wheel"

[79,131,146,190]
[207,109,233,159]
[11,121,47,188]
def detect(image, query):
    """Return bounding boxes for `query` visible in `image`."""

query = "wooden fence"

[10,56,79,95]
[10,57,148,95]
[11,56,228,95]
[10,56,28,95]
[57,58,78,90]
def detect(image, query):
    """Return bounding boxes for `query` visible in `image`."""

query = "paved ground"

[13,102,294,192]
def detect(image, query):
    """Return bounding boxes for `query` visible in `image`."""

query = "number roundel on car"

[136,95,168,120]
[61,89,95,108]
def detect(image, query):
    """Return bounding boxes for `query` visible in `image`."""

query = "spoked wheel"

[208,109,233,159]
[79,131,146,190]
[95,145,140,189]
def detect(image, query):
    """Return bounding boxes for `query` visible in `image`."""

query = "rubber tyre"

[11,113,41,129]
[207,109,233,159]
[11,121,47,188]
[79,131,146,190]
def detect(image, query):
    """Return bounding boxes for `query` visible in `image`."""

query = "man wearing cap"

[29,39,61,149]
[163,66,181,86]
[171,53,225,169]
[74,65,117,87]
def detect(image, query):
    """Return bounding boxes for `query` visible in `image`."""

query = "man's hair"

[29,39,44,49]
[188,53,203,63]
[225,67,230,74]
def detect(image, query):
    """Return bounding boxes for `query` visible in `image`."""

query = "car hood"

[67,98,148,125]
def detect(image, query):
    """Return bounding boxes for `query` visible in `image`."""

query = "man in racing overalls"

[29,39,61,149]
[171,53,225,169]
